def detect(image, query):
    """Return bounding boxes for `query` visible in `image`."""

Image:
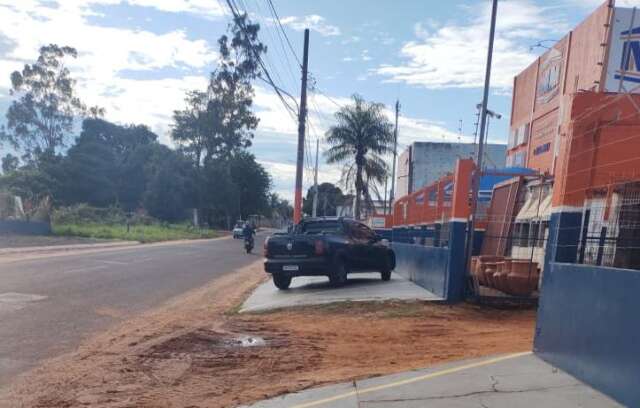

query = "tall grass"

[52,223,219,243]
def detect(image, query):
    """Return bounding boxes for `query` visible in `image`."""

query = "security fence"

[470,176,551,299]
[575,181,640,270]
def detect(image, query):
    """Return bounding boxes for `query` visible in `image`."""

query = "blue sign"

[616,27,640,83]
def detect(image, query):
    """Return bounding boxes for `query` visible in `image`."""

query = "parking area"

[244,352,622,408]
[240,272,441,312]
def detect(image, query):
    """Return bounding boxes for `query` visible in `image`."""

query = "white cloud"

[572,0,640,7]
[375,1,568,90]
[121,0,226,18]
[0,0,219,142]
[279,15,341,37]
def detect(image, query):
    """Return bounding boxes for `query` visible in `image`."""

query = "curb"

[0,241,140,256]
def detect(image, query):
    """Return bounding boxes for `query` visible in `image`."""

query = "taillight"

[263,237,270,257]
[314,240,325,255]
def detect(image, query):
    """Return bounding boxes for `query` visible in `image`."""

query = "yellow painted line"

[290,351,533,408]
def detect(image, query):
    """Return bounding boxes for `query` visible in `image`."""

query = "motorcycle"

[244,235,255,253]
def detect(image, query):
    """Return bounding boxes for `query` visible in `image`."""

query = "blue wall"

[0,220,51,235]
[535,262,640,407]
[393,243,449,297]
[392,221,467,302]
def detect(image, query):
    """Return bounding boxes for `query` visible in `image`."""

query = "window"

[301,221,343,235]
[529,222,540,247]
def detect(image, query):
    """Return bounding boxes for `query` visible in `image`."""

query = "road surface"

[0,234,265,385]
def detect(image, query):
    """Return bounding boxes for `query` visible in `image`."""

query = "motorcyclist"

[242,222,255,245]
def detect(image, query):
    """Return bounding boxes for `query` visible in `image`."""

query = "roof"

[480,167,536,191]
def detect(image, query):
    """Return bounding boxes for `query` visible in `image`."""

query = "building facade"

[507,0,640,174]
[396,142,506,198]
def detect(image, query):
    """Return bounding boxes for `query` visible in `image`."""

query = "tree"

[61,118,159,210]
[171,13,265,162]
[1,154,19,174]
[324,95,394,219]
[202,152,271,228]
[143,146,194,222]
[302,182,345,217]
[1,45,89,156]
[229,151,271,218]
[269,193,293,221]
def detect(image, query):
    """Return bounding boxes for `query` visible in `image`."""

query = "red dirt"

[2,262,536,408]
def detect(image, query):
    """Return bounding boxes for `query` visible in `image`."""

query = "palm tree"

[325,95,394,220]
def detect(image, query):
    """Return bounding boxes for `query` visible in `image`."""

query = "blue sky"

[0,0,631,199]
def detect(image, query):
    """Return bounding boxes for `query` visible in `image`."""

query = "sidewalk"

[241,272,441,312]
[244,352,621,408]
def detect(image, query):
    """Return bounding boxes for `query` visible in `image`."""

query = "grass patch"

[52,223,220,243]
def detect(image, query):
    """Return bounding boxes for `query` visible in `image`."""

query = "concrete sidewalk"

[241,272,441,312]
[244,352,622,407]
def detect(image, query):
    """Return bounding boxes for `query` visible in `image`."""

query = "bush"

[52,204,126,225]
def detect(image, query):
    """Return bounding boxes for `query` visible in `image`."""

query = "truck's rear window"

[300,221,342,235]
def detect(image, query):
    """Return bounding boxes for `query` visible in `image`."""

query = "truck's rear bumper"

[264,257,329,276]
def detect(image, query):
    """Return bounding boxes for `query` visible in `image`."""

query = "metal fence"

[576,181,640,270]
[469,177,551,299]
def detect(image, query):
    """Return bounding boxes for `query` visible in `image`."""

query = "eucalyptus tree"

[0,44,100,157]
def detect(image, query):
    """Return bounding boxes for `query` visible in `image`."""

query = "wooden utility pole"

[293,29,310,224]
[389,100,400,205]
[312,138,319,217]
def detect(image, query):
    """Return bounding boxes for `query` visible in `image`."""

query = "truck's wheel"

[380,255,392,281]
[273,274,292,290]
[329,258,348,287]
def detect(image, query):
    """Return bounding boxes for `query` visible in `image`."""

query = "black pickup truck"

[263,217,395,290]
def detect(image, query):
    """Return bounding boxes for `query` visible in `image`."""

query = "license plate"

[282,265,299,272]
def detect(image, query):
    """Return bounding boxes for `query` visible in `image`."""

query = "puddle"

[227,335,266,348]
[146,329,268,357]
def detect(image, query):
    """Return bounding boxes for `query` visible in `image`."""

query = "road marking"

[0,292,48,314]
[96,259,129,265]
[289,351,533,408]
[64,265,108,274]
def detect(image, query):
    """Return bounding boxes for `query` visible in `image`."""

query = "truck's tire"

[380,255,392,281]
[273,274,292,290]
[329,257,348,287]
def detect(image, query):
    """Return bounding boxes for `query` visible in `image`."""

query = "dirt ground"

[2,262,536,408]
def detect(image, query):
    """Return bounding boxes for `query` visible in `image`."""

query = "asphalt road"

[0,234,265,385]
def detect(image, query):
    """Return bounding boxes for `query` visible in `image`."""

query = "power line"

[265,0,302,66]
[245,0,299,92]
[224,0,300,128]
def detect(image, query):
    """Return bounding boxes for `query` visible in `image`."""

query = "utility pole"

[466,0,498,275]
[383,176,388,215]
[293,29,310,224]
[312,138,320,217]
[389,100,400,206]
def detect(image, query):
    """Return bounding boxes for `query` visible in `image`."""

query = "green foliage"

[269,193,293,221]
[171,13,265,163]
[51,204,214,243]
[52,223,218,243]
[0,45,93,155]
[142,145,195,222]
[325,95,394,219]
[61,118,160,210]
[1,154,19,174]
[302,182,346,217]
[1,22,280,231]
[201,152,271,227]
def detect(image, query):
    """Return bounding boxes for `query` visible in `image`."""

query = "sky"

[0,0,637,200]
